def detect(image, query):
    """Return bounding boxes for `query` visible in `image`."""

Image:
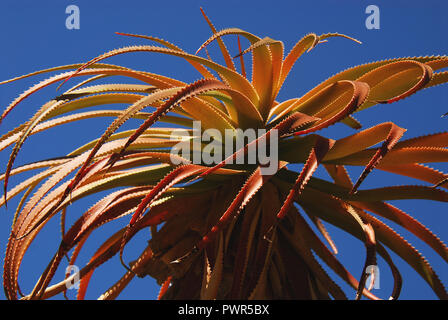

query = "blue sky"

[0,0,447,299]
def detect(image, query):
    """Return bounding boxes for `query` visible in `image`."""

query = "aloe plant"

[1,9,447,300]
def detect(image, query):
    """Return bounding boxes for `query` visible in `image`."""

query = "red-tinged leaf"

[433,178,448,188]
[379,163,448,190]
[324,122,406,161]
[233,36,284,115]
[200,233,224,300]
[356,60,433,109]
[331,147,448,166]
[279,32,361,94]
[115,31,216,79]
[290,80,370,136]
[394,132,448,149]
[195,28,272,110]
[278,33,319,90]
[157,276,172,300]
[276,136,335,220]
[237,36,247,79]
[318,33,362,44]
[350,124,406,194]
[308,215,338,254]
[199,8,236,72]
[347,185,448,202]
[128,165,207,227]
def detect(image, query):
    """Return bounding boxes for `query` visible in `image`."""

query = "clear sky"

[0,0,447,300]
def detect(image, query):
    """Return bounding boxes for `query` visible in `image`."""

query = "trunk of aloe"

[141,179,326,299]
